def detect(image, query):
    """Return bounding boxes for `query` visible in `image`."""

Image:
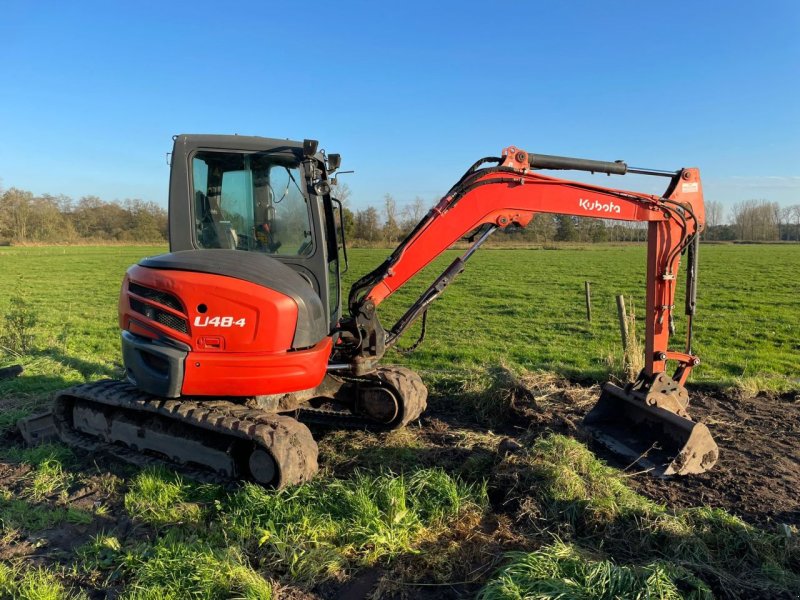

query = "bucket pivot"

[583,378,718,477]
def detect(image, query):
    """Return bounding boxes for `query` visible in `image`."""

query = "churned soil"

[626,390,800,527]
[488,373,800,528]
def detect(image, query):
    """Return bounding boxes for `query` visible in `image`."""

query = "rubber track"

[53,380,318,488]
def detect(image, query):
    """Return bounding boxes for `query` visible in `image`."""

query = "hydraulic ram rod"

[527,152,680,178]
[527,153,628,175]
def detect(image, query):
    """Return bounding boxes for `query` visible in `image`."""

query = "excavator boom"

[340,146,717,476]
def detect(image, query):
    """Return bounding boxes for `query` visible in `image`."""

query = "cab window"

[192,151,313,256]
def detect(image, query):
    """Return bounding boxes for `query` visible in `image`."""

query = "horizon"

[1,1,798,211]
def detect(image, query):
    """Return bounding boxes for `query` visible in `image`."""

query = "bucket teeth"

[583,382,718,477]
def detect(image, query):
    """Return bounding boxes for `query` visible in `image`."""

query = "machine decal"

[578,198,622,213]
[193,316,247,328]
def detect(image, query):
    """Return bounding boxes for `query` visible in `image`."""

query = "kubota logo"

[579,198,621,214]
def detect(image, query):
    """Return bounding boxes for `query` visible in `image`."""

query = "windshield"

[192,151,313,256]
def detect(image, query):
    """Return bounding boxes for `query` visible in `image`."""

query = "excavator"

[20,134,718,487]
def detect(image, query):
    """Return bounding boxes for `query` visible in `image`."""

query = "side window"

[319,196,340,322]
[263,166,313,256]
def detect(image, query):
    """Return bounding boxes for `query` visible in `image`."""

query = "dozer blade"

[583,383,718,476]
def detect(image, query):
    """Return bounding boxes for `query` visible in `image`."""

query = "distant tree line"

[704,199,800,242]
[1,179,796,246]
[333,182,800,245]
[0,185,167,244]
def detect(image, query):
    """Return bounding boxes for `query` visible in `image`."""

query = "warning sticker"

[681,182,699,193]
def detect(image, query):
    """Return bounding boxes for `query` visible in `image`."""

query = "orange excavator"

[22,135,718,486]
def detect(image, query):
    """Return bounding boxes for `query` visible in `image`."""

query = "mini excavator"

[29,135,719,486]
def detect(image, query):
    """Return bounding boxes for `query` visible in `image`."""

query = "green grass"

[119,466,485,586]
[0,444,92,540]
[0,244,798,598]
[120,533,273,600]
[0,245,165,399]
[0,244,798,403]
[123,468,220,526]
[478,541,712,600]
[349,244,800,392]
[493,433,800,598]
[0,494,91,538]
[0,562,86,600]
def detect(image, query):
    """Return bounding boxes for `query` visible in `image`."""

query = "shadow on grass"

[28,347,122,380]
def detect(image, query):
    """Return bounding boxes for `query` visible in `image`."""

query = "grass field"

[0,244,798,599]
[0,243,797,394]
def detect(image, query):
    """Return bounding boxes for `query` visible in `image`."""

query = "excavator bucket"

[583,383,718,476]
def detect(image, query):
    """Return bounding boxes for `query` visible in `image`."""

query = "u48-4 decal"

[194,316,247,328]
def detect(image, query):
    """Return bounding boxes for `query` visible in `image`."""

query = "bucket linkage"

[583,372,718,476]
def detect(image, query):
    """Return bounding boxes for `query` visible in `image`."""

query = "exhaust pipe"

[584,381,718,476]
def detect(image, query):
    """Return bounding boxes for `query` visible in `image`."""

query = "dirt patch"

[627,391,800,527]
[478,373,800,528]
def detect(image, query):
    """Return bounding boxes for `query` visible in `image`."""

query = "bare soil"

[627,390,800,527]
[480,378,800,528]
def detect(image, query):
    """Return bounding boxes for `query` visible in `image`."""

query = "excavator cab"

[168,134,344,330]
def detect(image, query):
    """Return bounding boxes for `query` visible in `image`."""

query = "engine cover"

[118,250,331,398]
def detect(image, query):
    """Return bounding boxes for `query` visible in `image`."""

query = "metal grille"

[129,298,189,334]
[129,282,184,312]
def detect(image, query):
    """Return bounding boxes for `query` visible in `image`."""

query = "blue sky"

[1,1,798,211]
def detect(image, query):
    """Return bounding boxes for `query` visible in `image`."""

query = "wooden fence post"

[584,281,592,322]
[616,294,628,351]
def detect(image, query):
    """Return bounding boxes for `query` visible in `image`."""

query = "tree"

[575,217,606,243]
[527,214,557,243]
[382,194,400,243]
[330,180,352,205]
[704,200,725,240]
[354,206,381,242]
[122,199,168,241]
[783,204,800,241]
[0,188,34,242]
[400,196,427,237]
[555,215,578,242]
[731,199,779,241]
[339,206,355,241]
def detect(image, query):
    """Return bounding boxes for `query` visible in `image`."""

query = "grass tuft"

[478,541,712,600]
[121,532,272,600]
[0,562,87,600]
[223,468,486,584]
[29,458,73,501]
[2,443,75,468]
[123,467,221,526]
[456,365,539,426]
[0,407,30,435]
[494,433,800,597]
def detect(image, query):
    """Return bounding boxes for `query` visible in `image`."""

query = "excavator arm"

[338,146,717,476]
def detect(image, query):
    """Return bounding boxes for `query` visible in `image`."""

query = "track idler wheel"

[355,366,428,429]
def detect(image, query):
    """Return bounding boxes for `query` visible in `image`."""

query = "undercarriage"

[50,366,427,487]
